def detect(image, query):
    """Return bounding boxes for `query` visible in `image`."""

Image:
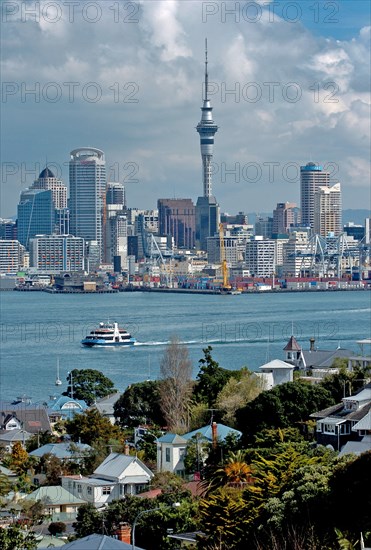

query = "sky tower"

[195,39,220,250]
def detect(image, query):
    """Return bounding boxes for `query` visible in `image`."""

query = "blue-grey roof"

[183,423,242,443]
[45,395,87,411]
[93,453,153,481]
[61,534,145,550]
[29,442,91,459]
[302,348,353,368]
[0,429,32,442]
[25,486,86,505]
[157,433,187,444]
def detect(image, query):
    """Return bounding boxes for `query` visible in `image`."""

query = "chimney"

[124,444,130,456]
[211,422,217,449]
[117,522,131,544]
[309,337,315,352]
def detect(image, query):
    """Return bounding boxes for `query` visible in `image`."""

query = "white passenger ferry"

[81,322,136,346]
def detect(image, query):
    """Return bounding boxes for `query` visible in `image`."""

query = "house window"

[165,448,171,462]
[77,484,82,494]
[87,486,92,495]
[102,486,111,495]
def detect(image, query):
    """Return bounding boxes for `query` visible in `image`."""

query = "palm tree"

[202,450,252,494]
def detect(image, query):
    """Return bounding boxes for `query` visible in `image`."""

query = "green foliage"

[26,431,57,453]
[136,429,163,466]
[0,472,11,497]
[48,521,66,536]
[183,435,210,476]
[215,369,266,427]
[63,369,116,406]
[114,380,166,428]
[36,453,62,485]
[0,525,37,550]
[73,503,101,538]
[319,364,368,403]
[66,408,124,446]
[236,381,334,444]
[194,346,235,408]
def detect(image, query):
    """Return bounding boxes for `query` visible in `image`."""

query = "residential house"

[310,386,371,451]
[340,409,371,456]
[58,533,145,550]
[257,359,294,389]
[157,423,242,476]
[29,441,92,461]
[91,392,121,424]
[0,400,51,447]
[61,452,153,508]
[282,336,355,371]
[44,394,88,422]
[23,485,86,520]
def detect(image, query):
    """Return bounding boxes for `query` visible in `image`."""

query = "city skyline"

[1,1,370,219]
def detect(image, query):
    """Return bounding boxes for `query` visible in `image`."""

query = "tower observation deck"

[196,39,218,198]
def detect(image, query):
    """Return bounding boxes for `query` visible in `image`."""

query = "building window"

[165,448,171,462]
[87,486,92,495]
[77,484,82,494]
[102,486,111,495]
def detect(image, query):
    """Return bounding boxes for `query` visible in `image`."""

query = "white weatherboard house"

[61,453,153,508]
[257,359,295,389]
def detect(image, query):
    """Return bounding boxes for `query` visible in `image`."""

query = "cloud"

[1,0,370,217]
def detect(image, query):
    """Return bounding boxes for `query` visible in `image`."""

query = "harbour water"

[0,290,370,403]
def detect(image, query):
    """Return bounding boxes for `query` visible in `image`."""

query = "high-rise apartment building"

[0,240,23,274]
[195,41,220,250]
[282,231,311,276]
[69,148,106,261]
[300,162,330,230]
[207,232,245,267]
[31,167,67,209]
[17,189,54,248]
[314,183,342,237]
[158,198,195,249]
[104,182,126,263]
[0,219,17,240]
[255,216,273,239]
[245,237,276,277]
[272,202,298,235]
[29,234,85,273]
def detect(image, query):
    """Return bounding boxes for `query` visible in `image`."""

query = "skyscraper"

[17,189,54,248]
[300,162,330,230]
[104,182,126,263]
[272,202,297,235]
[195,40,220,250]
[158,198,195,249]
[69,148,106,261]
[31,167,67,209]
[314,182,342,236]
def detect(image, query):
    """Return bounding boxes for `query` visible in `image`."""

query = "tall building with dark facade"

[158,198,195,249]
[17,189,54,248]
[195,40,220,250]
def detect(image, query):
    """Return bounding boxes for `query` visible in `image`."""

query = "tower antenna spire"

[204,38,208,101]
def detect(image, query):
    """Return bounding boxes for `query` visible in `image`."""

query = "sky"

[1,0,370,219]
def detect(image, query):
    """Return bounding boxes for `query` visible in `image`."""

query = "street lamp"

[131,502,180,550]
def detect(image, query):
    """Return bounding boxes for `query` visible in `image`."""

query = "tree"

[159,336,193,433]
[0,525,37,550]
[48,521,66,536]
[63,369,116,406]
[0,473,11,497]
[65,408,124,446]
[236,381,334,445]
[216,370,266,427]
[194,346,235,408]
[37,453,63,485]
[73,503,101,538]
[9,442,30,474]
[114,380,165,428]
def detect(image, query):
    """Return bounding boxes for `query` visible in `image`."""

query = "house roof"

[157,433,188,444]
[30,442,91,459]
[45,395,87,412]
[0,464,17,477]
[93,392,121,416]
[283,335,301,351]
[302,349,353,368]
[93,453,153,480]
[183,423,242,443]
[339,435,371,457]
[352,410,371,432]
[310,403,344,419]
[0,429,32,443]
[61,534,145,550]
[24,486,86,505]
[0,402,51,433]
[259,359,295,370]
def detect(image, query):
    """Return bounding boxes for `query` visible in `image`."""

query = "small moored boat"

[81,322,136,347]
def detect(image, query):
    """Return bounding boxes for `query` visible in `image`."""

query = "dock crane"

[219,223,231,293]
